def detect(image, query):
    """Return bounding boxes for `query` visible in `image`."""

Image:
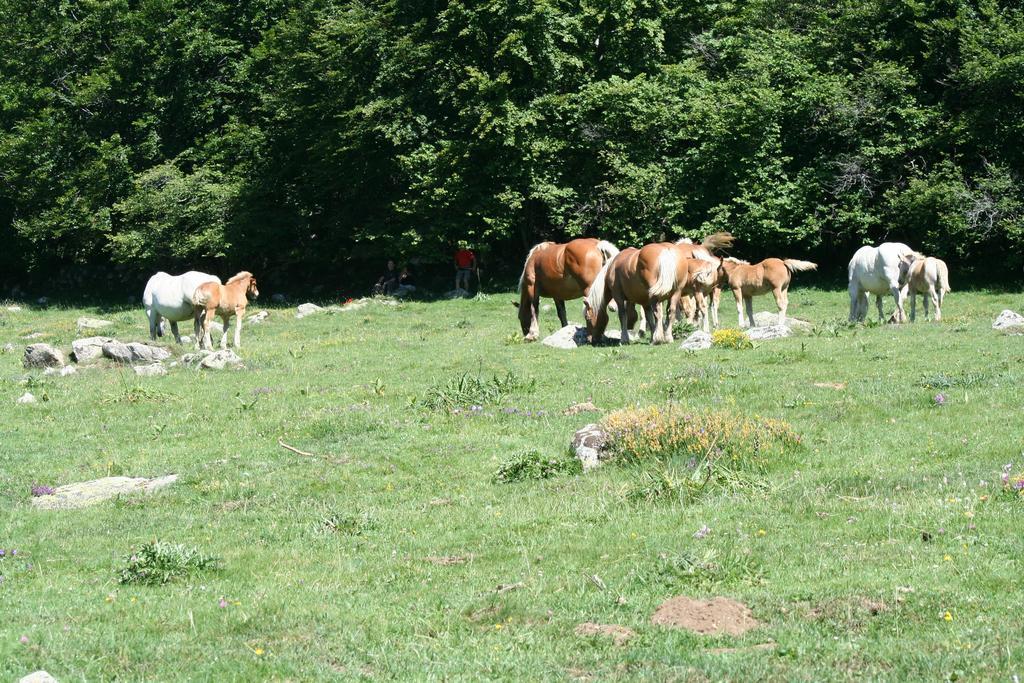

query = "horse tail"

[649,247,678,298]
[783,259,818,273]
[596,240,619,263]
[695,261,717,286]
[517,242,548,295]
[700,231,735,252]
[192,283,214,308]
[586,255,614,316]
[935,258,950,294]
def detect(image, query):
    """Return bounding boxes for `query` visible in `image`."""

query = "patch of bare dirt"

[423,554,473,566]
[806,597,888,621]
[650,596,758,636]
[564,401,601,416]
[574,622,635,646]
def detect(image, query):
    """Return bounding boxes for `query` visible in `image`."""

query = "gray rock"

[752,311,812,331]
[21,332,45,340]
[247,310,270,324]
[746,325,793,341]
[126,342,171,363]
[2,342,15,353]
[44,365,77,377]
[16,392,37,404]
[542,324,623,349]
[200,349,243,370]
[572,423,610,471]
[445,288,470,299]
[76,316,112,330]
[296,303,323,319]
[23,343,65,369]
[993,309,1024,332]
[6,305,22,312]
[36,297,48,306]
[680,330,713,351]
[19,671,59,683]
[133,363,167,377]
[72,336,114,363]
[271,293,287,303]
[101,341,171,364]
[30,474,178,510]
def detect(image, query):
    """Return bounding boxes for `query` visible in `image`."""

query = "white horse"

[143,271,221,343]
[848,243,919,323]
[901,256,950,322]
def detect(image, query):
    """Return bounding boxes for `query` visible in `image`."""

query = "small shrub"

[317,512,374,536]
[119,541,220,585]
[603,405,801,505]
[711,328,752,349]
[494,450,579,483]
[423,371,535,412]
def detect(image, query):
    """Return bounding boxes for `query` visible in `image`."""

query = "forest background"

[1,0,1022,293]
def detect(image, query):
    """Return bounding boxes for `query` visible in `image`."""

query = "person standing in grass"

[454,242,476,292]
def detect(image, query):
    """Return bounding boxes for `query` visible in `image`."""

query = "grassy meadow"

[2,288,1024,680]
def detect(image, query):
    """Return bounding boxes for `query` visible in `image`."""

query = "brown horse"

[672,258,719,332]
[586,243,715,345]
[192,271,259,350]
[719,257,816,327]
[515,238,619,340]
[672,232,735,330]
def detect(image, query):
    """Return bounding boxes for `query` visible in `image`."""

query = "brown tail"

[701,231,735,252]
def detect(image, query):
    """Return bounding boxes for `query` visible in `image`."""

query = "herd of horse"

[517,234,951,345]
[136,234,950,352]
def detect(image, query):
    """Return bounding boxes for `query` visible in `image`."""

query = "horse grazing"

[192,272,259,350]
[586,243,715,345]
[143,271,221,344]
[848,243,919,323]
[901,256,950,322]
[515,238,619,340]
[673,232,735,329]
[719,257,817,327]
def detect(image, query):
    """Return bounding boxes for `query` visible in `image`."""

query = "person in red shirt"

[453,242,476,292]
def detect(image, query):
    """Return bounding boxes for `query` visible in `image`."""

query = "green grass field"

[2,288,1024,681]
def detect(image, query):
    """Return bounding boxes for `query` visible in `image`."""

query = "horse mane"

[676,237,694,245]
[723,257,749,265]
[517,243,551,294]
[226,271,253,284]
[700,231,735,251]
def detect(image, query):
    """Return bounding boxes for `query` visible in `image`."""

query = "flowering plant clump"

[711,328,753,350]
[603,406,802,505]
[30,484,55,497]
[1000,462,1024,497]
[119,541,220,586]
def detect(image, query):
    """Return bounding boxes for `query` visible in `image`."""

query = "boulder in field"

[752,311,812,332]
[23,344,65,369]
[993,310,1024,332]
[19,672,59,683]
[200,349,243,370]
[247,310,270,324]
[72,336,114,363]
[746,325,792,341]
[44,365,77,377]
[572,423,610,471]
[102,341,171,364]
[296,303,322,319]
[16,392,37,404]
[680,330,712,351]
[542,324,622,349]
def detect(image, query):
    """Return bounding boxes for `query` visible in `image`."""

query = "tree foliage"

[1,0,1022,286]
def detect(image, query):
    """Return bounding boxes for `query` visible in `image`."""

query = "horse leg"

[617,299,630,345]
[744,296,754,329]
[696,291,709,333]
[234,308,244,348]
[554,299,568,328]
[733,289,745,327]
[890,285,905,323]
[910,290,918,322]
[931,287,941,321]
[711,288,720,330]
[875,294,885,322]
[170,321,182,344]
[147,309,159,340]
[774,287,787,326]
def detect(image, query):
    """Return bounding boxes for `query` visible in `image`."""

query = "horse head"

[246,276,260,300]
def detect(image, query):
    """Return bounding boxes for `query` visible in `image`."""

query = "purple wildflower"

[693,525,711,539]
[1014,480,1024,491]
[933,393,947,406]
[218,598,228,609]
[19,635,28,645]
[1002,463,1013,485]
[31,484,55,497]
[470,405,483,412]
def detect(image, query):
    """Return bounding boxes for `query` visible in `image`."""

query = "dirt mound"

[574,622,634,646]
[650,596,758,636]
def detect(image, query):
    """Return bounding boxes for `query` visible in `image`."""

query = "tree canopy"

[1,0,1022,289]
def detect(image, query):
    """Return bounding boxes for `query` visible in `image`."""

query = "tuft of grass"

[422,370,535,412]
[118,541,220,586]
[316,511,375,536]
[493,450,580,483]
